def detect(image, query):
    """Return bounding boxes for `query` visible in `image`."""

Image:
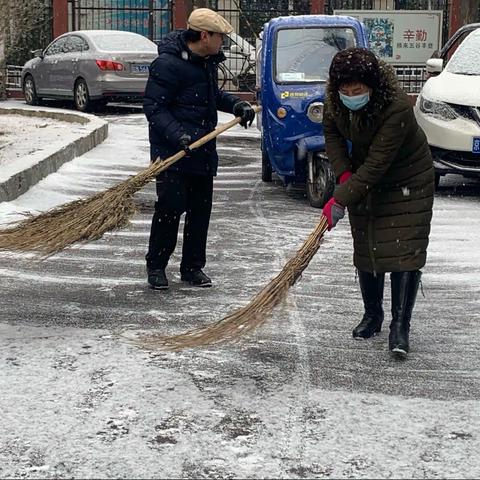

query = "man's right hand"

[233,101,255,128]
[178,134,192,154]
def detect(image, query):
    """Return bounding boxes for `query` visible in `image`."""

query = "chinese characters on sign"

[333,10,443,65]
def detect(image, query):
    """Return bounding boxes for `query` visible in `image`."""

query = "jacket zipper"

[351,110,377,273]
[205,62,215,128]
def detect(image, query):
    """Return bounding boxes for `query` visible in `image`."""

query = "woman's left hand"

[322,197,345,230]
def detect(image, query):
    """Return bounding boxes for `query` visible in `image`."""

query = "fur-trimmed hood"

[324,60,399,122]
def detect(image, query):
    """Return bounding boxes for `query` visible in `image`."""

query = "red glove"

[339,171,352,184]
[322,197,345,230]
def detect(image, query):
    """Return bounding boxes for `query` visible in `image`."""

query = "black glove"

[233,101,255,129]
[178,133,192,154]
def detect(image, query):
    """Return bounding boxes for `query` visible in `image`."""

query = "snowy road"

[1,110,480,478]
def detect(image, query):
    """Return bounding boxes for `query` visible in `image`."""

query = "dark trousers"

[146,171,213,273]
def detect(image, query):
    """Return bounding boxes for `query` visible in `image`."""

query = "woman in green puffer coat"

[321,47,435,358]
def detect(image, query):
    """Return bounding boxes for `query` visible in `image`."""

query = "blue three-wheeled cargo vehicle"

[256,15,369,207]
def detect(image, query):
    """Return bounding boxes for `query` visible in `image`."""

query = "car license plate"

[473,137,480,154]
[132,64,149,74]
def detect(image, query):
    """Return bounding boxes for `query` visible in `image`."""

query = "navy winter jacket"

[143,30,240,176]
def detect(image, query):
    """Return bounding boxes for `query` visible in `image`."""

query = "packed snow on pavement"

[0,103,479,479]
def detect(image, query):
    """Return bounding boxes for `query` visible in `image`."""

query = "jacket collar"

[158,29,226,65]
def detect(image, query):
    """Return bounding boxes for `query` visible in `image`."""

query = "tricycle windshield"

[275,27,357,83]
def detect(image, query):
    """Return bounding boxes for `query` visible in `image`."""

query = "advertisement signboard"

[333,10,443,64]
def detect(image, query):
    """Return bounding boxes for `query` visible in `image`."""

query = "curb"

[0,106,108,203]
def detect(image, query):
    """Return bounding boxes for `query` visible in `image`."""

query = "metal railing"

[67,0,173,43]
[394,64,427,94]
[6,65,23,91]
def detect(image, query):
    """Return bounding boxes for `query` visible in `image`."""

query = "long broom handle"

[136,105,262,183]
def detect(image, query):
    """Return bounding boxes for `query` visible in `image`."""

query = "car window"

[446,29,480,75]
[275,27,357,83]
[64,35,89,53]
[45,37,67,56]
[88,33,157,52]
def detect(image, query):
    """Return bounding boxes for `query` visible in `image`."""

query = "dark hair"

[184,28,215,43]
[184,28,202,42]
[329,47,380,91]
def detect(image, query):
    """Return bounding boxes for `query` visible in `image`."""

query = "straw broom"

[0,106,261,257]
[138,215,329,351]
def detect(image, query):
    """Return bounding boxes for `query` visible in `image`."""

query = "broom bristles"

[138,216,328,351]
[0,182,137,256]
[0,161,159,256]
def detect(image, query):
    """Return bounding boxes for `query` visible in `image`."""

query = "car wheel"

[306,157,335,208]
[23,75,41,106]
[74,78,92,112]
[261,149,272,182]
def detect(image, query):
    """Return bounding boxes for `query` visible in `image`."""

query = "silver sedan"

[22,30,158,112]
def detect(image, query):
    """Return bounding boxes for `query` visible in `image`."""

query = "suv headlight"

[307,102,324,123]
[418,95,457,121]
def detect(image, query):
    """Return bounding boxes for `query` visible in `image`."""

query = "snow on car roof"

[73,30,147,36]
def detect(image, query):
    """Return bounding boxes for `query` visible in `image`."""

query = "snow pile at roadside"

[0,114,82,171]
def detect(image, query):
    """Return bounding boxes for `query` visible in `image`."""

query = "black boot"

[353,271,385,339]
[389,271,422,358]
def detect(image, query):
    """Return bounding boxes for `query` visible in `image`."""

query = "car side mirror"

[426,58,443,74]
[32,49,44,59]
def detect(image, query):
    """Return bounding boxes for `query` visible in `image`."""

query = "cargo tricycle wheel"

[262,149,272,182]
[306,157,335,208]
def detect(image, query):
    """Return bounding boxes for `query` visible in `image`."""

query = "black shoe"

[147,269,169,290]
[181,269,212,287]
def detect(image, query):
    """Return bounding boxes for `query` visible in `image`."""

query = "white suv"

[414,24,480,187]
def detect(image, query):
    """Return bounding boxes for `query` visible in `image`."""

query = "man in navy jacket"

[143,8,255,289]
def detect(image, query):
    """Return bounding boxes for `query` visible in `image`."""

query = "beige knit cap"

[187,8,233,34]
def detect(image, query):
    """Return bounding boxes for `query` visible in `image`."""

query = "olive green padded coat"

[324,63,435,273]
